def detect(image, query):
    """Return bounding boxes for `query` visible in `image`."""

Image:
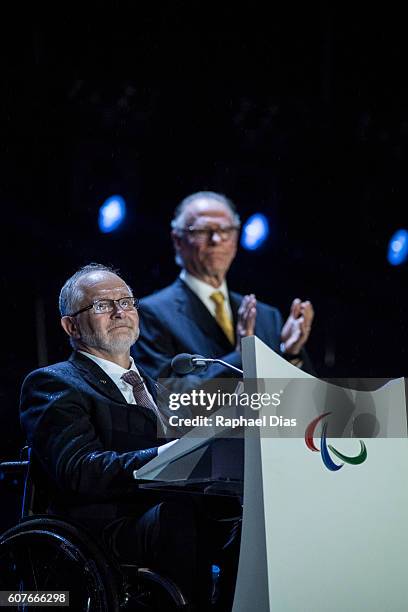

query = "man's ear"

[171,229,182,252]
[61,316,80,339]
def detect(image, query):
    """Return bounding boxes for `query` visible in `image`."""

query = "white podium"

[233,336,408,612]
[136,336,408,611]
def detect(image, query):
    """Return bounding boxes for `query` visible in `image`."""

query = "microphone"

[171,353,207,374]
[171,353,243,375]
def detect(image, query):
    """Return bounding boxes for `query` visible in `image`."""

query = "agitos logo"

[305,412,367,471]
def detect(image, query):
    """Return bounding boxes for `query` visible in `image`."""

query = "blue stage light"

[387,229,408,266]
[98,195,126,233]
[241,213,270,250]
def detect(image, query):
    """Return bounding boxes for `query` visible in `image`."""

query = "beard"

[80,325,139,354]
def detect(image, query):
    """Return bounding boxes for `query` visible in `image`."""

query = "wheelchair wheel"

[120,565,190,611]
[0,517,121,612]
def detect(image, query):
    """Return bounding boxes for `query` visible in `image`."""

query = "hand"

[236,294,257,351]
[280,298,314,356]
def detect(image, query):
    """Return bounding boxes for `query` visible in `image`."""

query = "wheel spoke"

[26,546,39,591]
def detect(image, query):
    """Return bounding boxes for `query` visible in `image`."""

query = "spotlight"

[241,213,270,250]
[387,229,408,266]
[98,195,126,233]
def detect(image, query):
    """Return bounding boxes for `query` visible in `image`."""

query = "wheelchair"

[0,448,190,611]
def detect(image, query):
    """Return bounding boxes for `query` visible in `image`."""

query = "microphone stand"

[192,357,243,376]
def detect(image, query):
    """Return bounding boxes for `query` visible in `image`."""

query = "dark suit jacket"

[131,278,283,383]
[20,351,169,528]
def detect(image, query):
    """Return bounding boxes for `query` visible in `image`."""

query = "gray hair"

[59,263,129,317]
[171,191,241,232]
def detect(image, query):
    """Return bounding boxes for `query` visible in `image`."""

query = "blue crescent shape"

[320,422,343,471]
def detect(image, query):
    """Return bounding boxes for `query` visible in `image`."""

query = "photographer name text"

[168,415,296,429]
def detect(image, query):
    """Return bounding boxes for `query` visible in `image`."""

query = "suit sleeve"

[20,370,158,501]
[133,303,243,386]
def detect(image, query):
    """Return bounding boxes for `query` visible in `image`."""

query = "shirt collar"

[179,269,232,319]
[78,351,139,378]
[180,269,229,302]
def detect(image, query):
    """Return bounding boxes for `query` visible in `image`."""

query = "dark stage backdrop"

[1,6,408,461]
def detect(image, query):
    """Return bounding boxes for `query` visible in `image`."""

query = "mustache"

[108,324,135,331]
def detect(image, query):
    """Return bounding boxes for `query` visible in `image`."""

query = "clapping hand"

[280,298,314,355]
[235,294,257,351]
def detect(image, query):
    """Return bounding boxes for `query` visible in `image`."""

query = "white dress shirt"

[180,269,233,320]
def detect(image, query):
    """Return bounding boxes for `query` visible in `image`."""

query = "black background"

[1,5,408,458]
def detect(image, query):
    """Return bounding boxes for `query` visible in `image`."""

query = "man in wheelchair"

[13,263,240,611]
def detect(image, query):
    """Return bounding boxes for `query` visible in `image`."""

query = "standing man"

[19,263,211,608]
[132,191,314,381]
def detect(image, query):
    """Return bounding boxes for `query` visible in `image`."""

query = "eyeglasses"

[68,297,139,317]
[182,225,240,242]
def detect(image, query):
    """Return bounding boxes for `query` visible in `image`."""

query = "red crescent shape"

[305,411,332,451]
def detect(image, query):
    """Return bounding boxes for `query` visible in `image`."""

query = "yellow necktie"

[210,291,235,345]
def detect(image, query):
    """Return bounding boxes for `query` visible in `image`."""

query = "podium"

[136,336,408,611]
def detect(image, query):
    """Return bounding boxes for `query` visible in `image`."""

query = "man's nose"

[111,303,126,317]
[209,230,222,244]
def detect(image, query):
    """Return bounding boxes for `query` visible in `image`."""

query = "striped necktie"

[210,291,235,345]
[121,370,166,434]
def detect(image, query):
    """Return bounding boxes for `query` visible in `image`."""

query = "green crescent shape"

[328,441,367,465]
